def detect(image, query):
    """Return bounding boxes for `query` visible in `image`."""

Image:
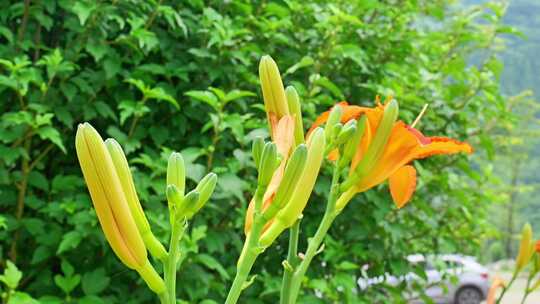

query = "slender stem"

[280,219,301,304]
[159,293,168,304]
[496,272,518,304]
[164,218,186,304]
[284,164,341,304]
[521,268,536,304]
[225,186,266,304]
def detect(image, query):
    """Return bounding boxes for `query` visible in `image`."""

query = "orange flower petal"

[389,165,417,208]
[307,102,372,135]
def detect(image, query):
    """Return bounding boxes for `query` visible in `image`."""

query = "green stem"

[496,272,518,304]
[159,293,168,304]
[280,219,301,304]
[225,186,266,304]
[521,268,536,304]
[284,164,341,304]
[164,218,186,304]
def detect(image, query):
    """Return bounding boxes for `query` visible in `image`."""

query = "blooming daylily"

[309,98,473,210]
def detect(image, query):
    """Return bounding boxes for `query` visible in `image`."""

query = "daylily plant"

[76,54,476,304]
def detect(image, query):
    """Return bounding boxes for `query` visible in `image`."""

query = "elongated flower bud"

[187,173,217,217]
[259,128,326,247]
[331,123,343,141]
[260,55,289,135]
[105,138,167,260]
[336,120,357,145]
[342,116,366,164]
[76,123,165,294]
[515,223,534,273]
[262,144,308,221]
[286,86,304,146]
[183,190,201,218]
[252,137,264,169]
[167,152,185,197]
[342,100,398,190]
[166,184,184,213]
[258,142,278,186]
[324,105,343,140]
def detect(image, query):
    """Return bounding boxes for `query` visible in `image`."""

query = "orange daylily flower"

[310,99,473,209]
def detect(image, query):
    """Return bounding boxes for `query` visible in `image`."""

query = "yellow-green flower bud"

[336,120,357,146]
[262,144,308,222]
[166,184,184,213]
[167,152,185,197]
[515,223,534,273]
[342,100,398,190]
[259,55,289,136]
[285,86,304,146]
[252,137,264,169]
[342,116,366,165]
[188,172,217,217]
[105,138,167,260]
[258,142,278,187]
[182,190,201,219]
[324,105,342,140]
[331,123,343,141]
[259,128,326,247]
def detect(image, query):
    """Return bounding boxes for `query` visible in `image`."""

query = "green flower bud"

[258,142,278,186]
[167,152,185,197]
[252,137,265,169]
[341,116,367,166]
[324,105,343,140]
[166,184,184,214]
[262,144,308,221]
[331,123,343,141]
[336,120,357,146]
[188,172,218,217]
[182,190,201,219]
[285,86,304,146]
[342,100,398,190]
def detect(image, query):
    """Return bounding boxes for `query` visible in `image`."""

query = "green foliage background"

[0,0,520,303]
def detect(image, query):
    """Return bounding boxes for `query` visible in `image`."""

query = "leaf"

[285,56,314,75]
[0,261,23,289]
[8,292,39,304]
[37,126,67,153]
[223,90,256,104]
[57,231,82,254]
[195,254,230,280]
[81,268,110,295]
[54,273,81,295]
[185,90,219,111]
[28,171,49,191]
[72,1,97,25]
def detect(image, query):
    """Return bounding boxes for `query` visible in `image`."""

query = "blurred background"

[0,0,538,303]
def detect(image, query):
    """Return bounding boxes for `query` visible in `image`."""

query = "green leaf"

[57,231,82,254]
[37,126,66,153]
[72,1,97,25]
[185,90,219,111]
[28,171,49,191]
[8,292,39,304]
[81,268,110,295]
[285,56,314,75]
[196,254,230,280]
[0,261,23,289]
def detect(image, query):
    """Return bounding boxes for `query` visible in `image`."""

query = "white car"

[357,254,490,304]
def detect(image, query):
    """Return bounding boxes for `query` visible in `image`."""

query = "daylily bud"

[515,223,534,273]
[252,137,264,169]
[105,138,167,260]
[166,184,184,213]
[262,144,308,221]
[331,123,343,141]
[260,55,289,134]
[285,86,304,146]
[188,173,217,217]
[167,152,185,197]
[75,123,164,294]
[342,100,398,190]
[258,142,278,187]
[336,120,357,146]
[182,190,201,218]
[342,116,366,164]
[325,105,342,140]
[259,127,326,247]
